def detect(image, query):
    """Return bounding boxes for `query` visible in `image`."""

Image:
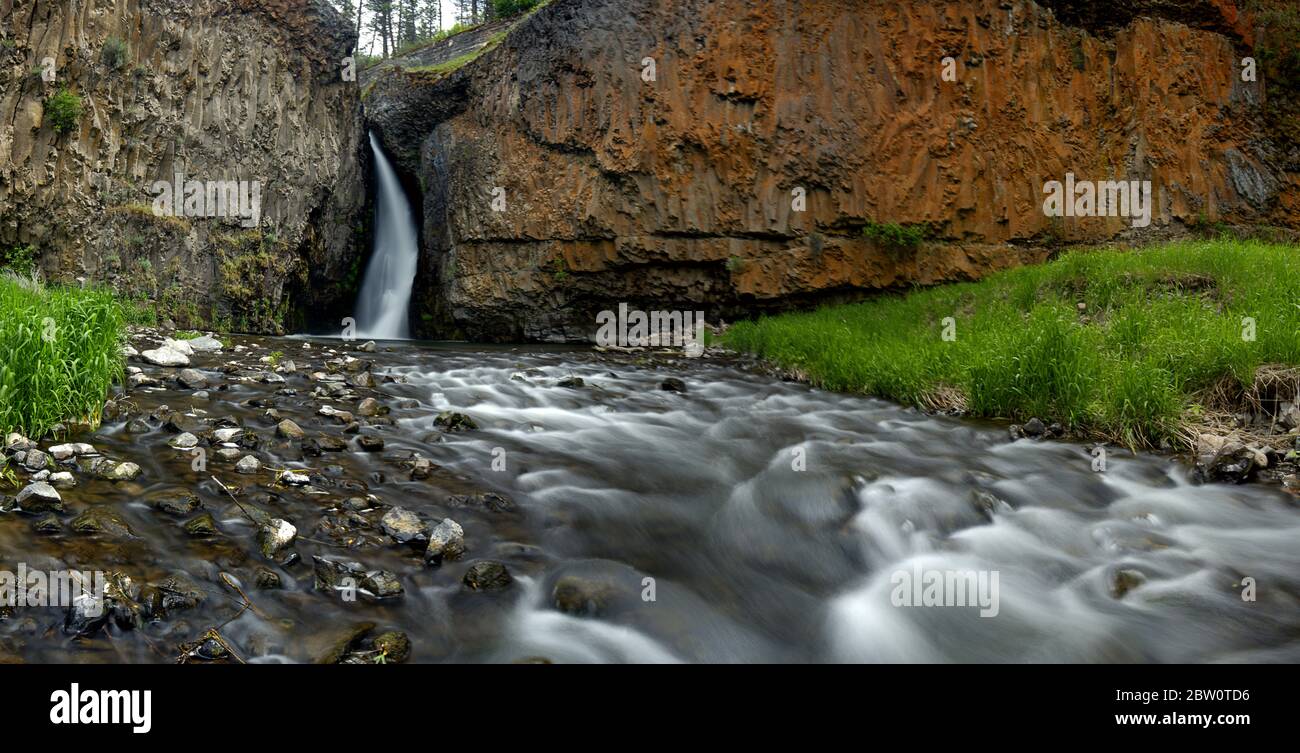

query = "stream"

[1,335,1297,663]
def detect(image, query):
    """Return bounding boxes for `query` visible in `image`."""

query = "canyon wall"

[0,0,367,332]
[365,0,1296,341]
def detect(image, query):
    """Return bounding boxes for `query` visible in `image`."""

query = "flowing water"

[1,337,1297,663]
[353,132,420,340]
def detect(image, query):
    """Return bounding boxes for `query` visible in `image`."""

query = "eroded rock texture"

[0,0,366,332]
[365,0,1295,342]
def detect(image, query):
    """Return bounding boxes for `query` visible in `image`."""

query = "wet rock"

[372,632,411,663]
[557,376,585,389]
[276,419,305,439]
[4,432,33,453]
[312,622,376,665]
[71,506,135,537]
[125,418,150,434]
[168,432,200,450]
[89,458,142,481]
[434,411,478,432]
[16,481,63,513]
[1193,435,1265,484]
[140,576,203,619]
[235,455,262,474]
[153,492,202,516]
[380,507,426,544]
[357,340,376,352]
[356,397,381,417]
[315,434,347,452]
[176,369,208,389]
[410,454,434,479]
[127,373,160,388]
[215,447,242,461]
[357,435,385,452]
[48,471,76,490]
[660,377,687,393]
[31,513,62,534]
[1023,417,1047,438]
[396,398,420,409]
[445,491,517,513]
[313,557,404,600]
[462,560,513,591]
[1110,568,1146,598]
[425,518,466,564]
[141,345,189,367]
[552,575,621,617]
[212,427,242,443]
[184,513,219,537]
[349,371,377,389]
[278,470,310,486]
[254,567,282,590]
[258,518,298,560]
[164,413,201,433]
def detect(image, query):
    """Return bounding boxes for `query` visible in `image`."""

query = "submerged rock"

[71,506,135,537]
[660,377,687,393]
[434,411,478,432]
[380,507,426,543]
[462,560,513,591]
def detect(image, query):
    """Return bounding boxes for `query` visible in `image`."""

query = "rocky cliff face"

[0,0,366,333]
[365,0,1296,342]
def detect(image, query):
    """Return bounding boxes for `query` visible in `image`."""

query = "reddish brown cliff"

[365,0,1295,341]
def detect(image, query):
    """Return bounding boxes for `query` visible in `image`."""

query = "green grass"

[0,274,126,437]
[724,240,1300,447]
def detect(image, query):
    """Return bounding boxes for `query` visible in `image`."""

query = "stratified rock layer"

[365,0,1295,341]
[0,0,367,332]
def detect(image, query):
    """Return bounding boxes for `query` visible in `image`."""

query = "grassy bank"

[724,240,1300,447]
[0,274,125,438]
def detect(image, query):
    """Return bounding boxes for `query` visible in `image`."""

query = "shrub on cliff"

[43,89,82,134]
[491,0,539,19]
[0,275,125,437]
[101,37,130,71]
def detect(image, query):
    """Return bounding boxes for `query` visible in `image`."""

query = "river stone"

[162,337,195,356]
[1023,417,1047,437]
[356,397,380,417]
[316,434,347,452]
[215,447,242,461]
[235,455,261,474]
[434,411,478,432]
[313,557,403,600]
[357,435,384,452]
[168,432,200,449]
[278,470,310,486]
[71,506,135,537]
[357,340,377,352]
[48,471,76,489]
[259,518,298,559]
[462,560,512,591]
[254,567,282,590]
[4,432,33,452]
[213,427,242,442]
[94,459,142,481]
[445,491,516,513]
[660,377,687,393]
[557,376,585,389]
[48,442,95,461]
[31,513,62,534]
[152,492,201,516]
[425,518,465,564]
[186,335,224,352]
[16,482,63,513]
[142,345,190,367]
[276,419,305,439]
[125,418,150,434]
[349,371,377,389]
[176,368,208,389]
[21,448,50,471]
[380,507,426,543]
[184,513,219,537]
[552,575,621,617]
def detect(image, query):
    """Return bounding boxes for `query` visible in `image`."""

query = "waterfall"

[355,131,419,340]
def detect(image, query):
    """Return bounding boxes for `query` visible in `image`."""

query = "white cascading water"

[355,131,419,339]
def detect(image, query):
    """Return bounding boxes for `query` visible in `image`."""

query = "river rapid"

[1,334,1297,663]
